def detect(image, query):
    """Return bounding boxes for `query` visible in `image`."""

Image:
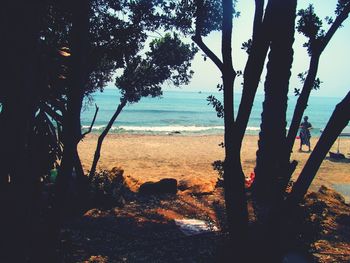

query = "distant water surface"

[81,89,348,136]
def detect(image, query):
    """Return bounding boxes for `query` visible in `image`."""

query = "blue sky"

[170,0,350,98]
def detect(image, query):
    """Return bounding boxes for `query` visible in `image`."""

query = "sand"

[79,134,350,193]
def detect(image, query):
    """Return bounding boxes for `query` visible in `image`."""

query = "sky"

[166,0,350,98]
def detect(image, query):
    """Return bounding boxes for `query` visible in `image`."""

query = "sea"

[81,89,348,137]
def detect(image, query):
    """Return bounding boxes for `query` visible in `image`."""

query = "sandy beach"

[79,134,350,194]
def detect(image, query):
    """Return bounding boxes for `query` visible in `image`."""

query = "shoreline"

[83,131,330,138]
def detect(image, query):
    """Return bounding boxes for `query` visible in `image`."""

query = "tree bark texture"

[254,0,297,204]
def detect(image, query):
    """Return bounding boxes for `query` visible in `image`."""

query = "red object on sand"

[296,136,300,139]
[245,172,255,188]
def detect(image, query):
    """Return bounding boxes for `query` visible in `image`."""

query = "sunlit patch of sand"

[79,134,350,196]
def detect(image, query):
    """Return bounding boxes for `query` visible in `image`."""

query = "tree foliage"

[89,32,197,178]
[117,33,197,104]
[297,4,324,54]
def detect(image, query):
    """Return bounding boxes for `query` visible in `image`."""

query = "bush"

[90,167,126,207]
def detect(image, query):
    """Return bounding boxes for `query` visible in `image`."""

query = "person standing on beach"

[299,116,312,152]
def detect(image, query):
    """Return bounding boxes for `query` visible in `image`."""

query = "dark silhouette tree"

[0,0,50,261]
[254,0,297,205]
[0,0,162,259]
[89,33,197,178]
[285,3,350,158]
[54,0,90,217]
[51,0,157,212]
[235,0,269,143]
[254,0,350,204]
[187,0,350,260]
[190,0,285,249]
[190,0,247,248]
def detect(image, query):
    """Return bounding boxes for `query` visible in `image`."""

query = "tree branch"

[288,91,350,204]
[81,103,99,138]
[235,0,270,142]
[286,3,350,153]
[41,102,63,123]
[191,35,224,72]
[89,99,126,179]
[192,0,224,72]
[252,0,264,40]
[320,3,350,53]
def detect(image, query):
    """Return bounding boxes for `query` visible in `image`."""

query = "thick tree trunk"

[253,0,297,204]
[251,2,297,258]
[223,137,248,252]
[89,100,127,178]
[288,91,350,203]
[55,0,89,221]
[0,1,46,261]
[0,104,12,186]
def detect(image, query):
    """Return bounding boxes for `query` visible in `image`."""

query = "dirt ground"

[70,134,350,262]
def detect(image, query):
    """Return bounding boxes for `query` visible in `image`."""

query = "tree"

[51,0,152,213]
[254,0,297,205]
[89,33,197,178]
[54,0,90,218]
[0,0,157,259]
[188,0,350,260]
[289,91,350,203]
[190,0,275,252]
[286,3,350,157]
[53,0,198,197]
[253,1,350,205]
[0,1,49,261]
[190,1,248,249]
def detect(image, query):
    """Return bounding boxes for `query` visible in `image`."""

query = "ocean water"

[80,89,348,136]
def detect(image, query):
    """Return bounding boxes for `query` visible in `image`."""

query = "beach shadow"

[297,149,312,154]
[325,156,350,163]
[65,191,223,262]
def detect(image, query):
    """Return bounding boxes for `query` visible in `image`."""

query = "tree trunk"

[55,0,89,222]
[221,1,248,258]
[235,0,270,142]
[253,0,297,204]
[223,139,248,253]
[288,91,350,203]
[192,0,248,251]
[89,100,127,178]
[74,148,85,179]
[0,1,46,260]
[286,57,320,155]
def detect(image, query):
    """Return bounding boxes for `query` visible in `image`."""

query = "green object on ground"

[50,169,58,183]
